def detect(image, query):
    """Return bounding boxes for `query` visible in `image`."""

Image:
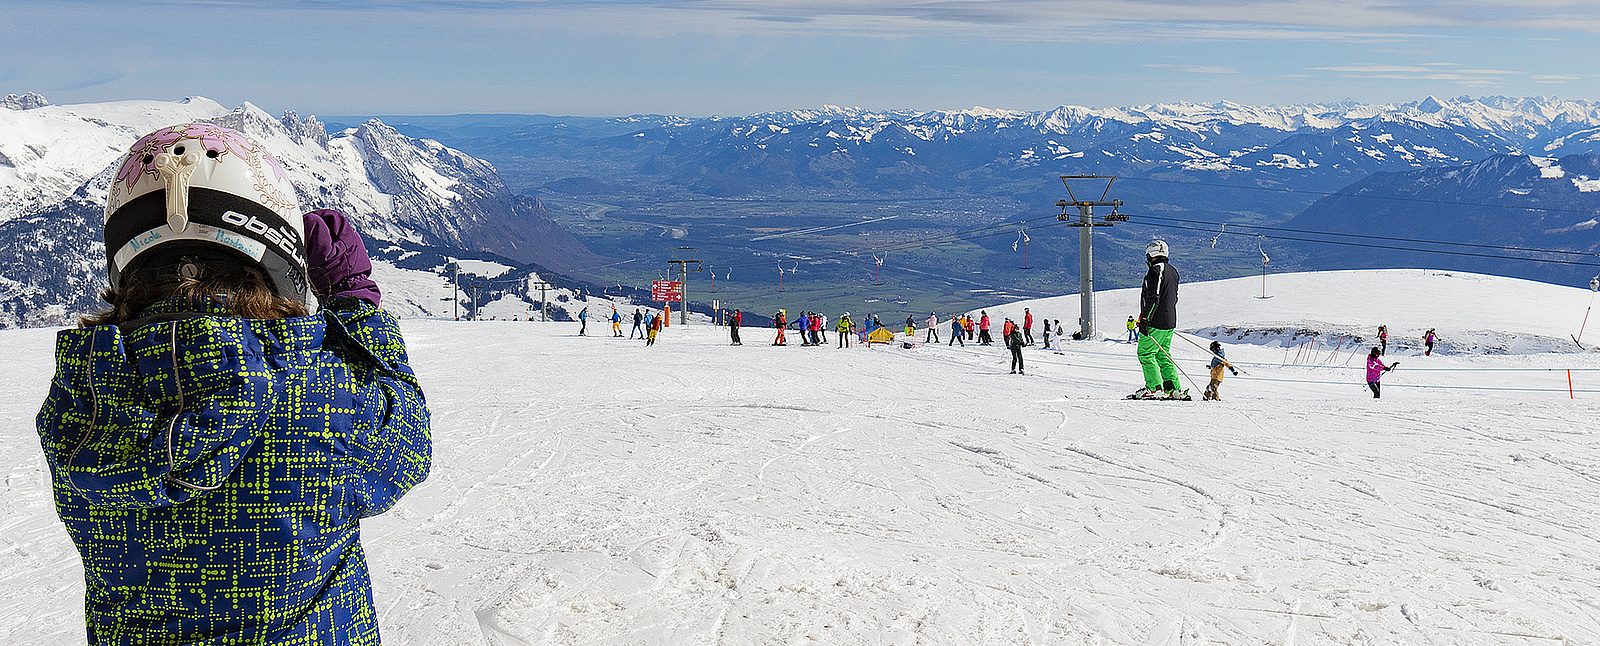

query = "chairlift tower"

[445,260,460,320]
[1057,175,1124,340]
[529,279,553,321]
[667,247,702,326]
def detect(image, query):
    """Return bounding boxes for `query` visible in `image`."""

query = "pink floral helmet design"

[104,123,307,304]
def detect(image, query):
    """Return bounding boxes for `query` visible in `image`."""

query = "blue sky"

[2,0,1599,116]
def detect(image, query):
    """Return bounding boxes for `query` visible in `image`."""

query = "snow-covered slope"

[978,269,1597,355]
[3,270,1599,644]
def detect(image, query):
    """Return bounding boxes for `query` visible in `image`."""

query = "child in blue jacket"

[37,123,430,645]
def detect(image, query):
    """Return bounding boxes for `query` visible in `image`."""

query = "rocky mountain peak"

[0,92,49,110]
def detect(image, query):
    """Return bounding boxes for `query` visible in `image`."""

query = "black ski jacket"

[1140,259,1178,330]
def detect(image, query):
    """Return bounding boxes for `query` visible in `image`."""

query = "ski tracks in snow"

[5,322,1600,644]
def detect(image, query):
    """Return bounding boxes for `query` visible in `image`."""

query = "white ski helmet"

[1145,239,1169,259]
[104,123,307,304]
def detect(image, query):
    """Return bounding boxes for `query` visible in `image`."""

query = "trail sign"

[652,280,683,302]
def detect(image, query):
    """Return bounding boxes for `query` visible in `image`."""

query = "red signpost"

[651,280,683,302]
[652,280,682,327]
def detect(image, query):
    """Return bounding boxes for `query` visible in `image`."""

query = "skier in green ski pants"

[1134,239,1184,399]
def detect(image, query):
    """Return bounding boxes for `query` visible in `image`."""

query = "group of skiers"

[766,309,859,347]
[579,239,1435,401]
[1375,324,1439,357]
[1364,325,1436,398]
[577,305,667,345]
[929,309,1062,349]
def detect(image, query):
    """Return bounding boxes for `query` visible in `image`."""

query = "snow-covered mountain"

[1286,153,1600,284]
[0,95,601,327]
[417,95,1600,204]
[4,269,1598,644]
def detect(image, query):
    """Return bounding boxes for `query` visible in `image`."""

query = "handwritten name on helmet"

[222,210,305,266]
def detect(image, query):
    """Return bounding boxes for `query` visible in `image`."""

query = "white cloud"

[212,0,1600,41]
[1314,62,1524,87]
[1146,63,1242,74]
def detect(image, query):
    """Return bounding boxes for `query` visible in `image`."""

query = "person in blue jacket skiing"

[1202,340,1238,400]
[36,123,430,645]
[578,306,589,335]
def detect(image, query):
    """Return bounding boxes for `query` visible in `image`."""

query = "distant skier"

[926,312,940,343]
[905,314,916,338]
[950,314,965,346]
[837,312,854,348]
[1127,316,1138,343]
[1006,318,1026,374]
[819,312,829,344]
[1132,239,1184,400]
[1366,346,1397,398]
[729,308,743,345]
[1041,317,1053,349]
[773,309,787,345]
[978,311,993,345]
[1203,341,1239,401]
[578,306,589,336]
[647,312,662,346]
[1424,328,1437,356]
[611,306,622,337]
[810,312,824,346]
[1377,324,1388,354]
[1023,308,1034,345]
[631,308,644,339]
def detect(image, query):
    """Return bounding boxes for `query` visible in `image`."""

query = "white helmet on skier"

[104,123,307,304]
[1145,239,1169,259]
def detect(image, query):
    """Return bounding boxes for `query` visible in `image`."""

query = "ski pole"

[1578,291,1596,344]
[1138,330,1202,394]
[1174,332,1249,376]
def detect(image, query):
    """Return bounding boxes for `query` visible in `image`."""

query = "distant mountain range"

[355,95,1600,211]
[5,94,1600,327]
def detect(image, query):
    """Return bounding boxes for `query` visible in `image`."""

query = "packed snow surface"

[4,271,1600,645]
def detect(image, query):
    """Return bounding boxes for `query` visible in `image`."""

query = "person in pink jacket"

[978,312,993,345]
[1366,347,1397,398]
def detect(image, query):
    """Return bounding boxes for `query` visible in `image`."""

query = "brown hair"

[81,258,307,328]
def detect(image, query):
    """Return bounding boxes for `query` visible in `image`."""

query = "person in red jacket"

[773,309,787,346]
[1023,308,1035,346]
[978,311,993,345]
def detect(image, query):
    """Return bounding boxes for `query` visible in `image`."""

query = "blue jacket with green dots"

[36,299,431,645]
